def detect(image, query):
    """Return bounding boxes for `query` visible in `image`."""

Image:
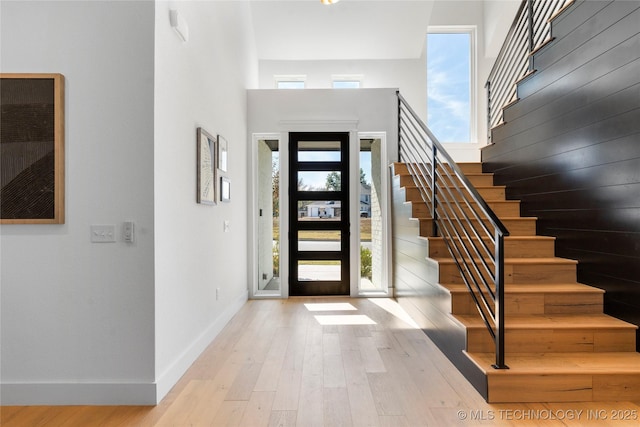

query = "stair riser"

[443,174,496,187]
[411,201,521,218]
[467,328,637,353]
[395,162,483,175]
[451,292,603,315]
[429,238,555,258]
[399,173,496,189]
[405,186,506,203]
[418,218,538,237]
[438,163,483,174]
[487,374,640,403]
[442,203,520,218]
[439,262,577,285]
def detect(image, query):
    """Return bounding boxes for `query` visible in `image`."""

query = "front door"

[289,132,350,296]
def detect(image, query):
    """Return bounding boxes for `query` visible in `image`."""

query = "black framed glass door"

[289,132,350,296]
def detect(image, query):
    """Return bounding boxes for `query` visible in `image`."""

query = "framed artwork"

[218,134,228,172]
[1,73,65,224]
[196,127,217,205]
[220,176,231,202]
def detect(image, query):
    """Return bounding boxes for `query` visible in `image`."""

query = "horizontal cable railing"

[397,91,510,369]
[486,0,573,140]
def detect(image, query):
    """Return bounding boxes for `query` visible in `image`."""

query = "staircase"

[392,161,640,402]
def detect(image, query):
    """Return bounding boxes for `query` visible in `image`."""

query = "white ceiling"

[249,1,435,61]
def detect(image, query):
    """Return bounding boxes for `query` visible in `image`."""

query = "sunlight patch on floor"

[314,315,376,326]
[368,298,420,329]
[304,302,357,312]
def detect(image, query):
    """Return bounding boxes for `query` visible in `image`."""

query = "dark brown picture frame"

[1,73,65,224]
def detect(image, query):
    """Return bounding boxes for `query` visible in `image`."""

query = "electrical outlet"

[224,220,230,232]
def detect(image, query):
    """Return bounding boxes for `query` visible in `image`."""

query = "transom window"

[275,75,306,89]
[332,74,363,89]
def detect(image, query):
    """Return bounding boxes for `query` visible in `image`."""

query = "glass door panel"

[289,132,350,296]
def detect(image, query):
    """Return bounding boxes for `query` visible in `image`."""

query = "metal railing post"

[431,144,438,237]
[485,81,492,143]
[397,91,402,162]
[527,0,535,70]
[493,231,508,369]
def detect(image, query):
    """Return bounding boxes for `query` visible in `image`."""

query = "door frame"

[249,125,391,299]
[249,132,288,298]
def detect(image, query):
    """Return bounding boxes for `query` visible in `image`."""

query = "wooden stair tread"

[467,352,640,375]
[443,283,604,294]
[403,184,504,190]
[394,172,494,179]
[396,171,495,177]
[434,257,578,265]
[412,216,536,221]
[402,193,515,203]
[427,235,555,242]
[457,313,638,330]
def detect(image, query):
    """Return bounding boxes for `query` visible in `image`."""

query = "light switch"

[91,225,116,243]
[123,221,135,243]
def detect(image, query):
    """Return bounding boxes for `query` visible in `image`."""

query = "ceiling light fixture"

[321,0,340,4]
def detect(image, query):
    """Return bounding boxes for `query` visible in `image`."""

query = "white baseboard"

[0,289,249,406]
[154,289,248,403]
[0,382,157,406]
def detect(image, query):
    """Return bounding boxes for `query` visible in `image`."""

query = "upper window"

[426,28,475,143]
[275,75,306,89]
[332,75,363,89]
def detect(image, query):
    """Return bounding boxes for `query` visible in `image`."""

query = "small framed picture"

[218,135,228,172]
[220,177,231,202]
[197,127,216,205]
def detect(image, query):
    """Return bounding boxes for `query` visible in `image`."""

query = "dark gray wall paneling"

[482,0,640,350]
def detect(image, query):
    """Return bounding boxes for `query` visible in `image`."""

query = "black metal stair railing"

[397,91,509,369]
[486,0,573,141]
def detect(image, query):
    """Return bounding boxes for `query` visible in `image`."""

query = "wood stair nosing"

[459,313,638,330]
[469,351,640,375]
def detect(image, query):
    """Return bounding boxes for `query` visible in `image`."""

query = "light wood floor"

[2,298,639,426]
